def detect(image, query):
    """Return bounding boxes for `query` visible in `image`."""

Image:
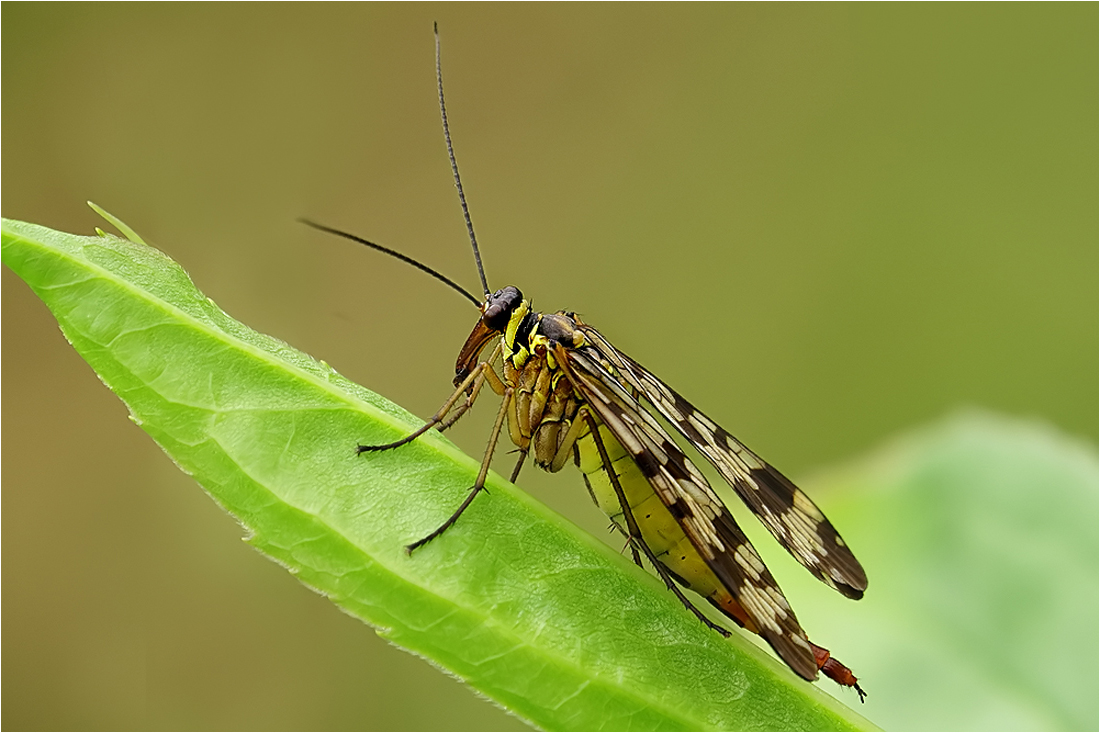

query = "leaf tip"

[87,201,149,245]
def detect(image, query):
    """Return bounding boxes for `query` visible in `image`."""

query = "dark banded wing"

[554,343,819,681]
[579,326,868,600]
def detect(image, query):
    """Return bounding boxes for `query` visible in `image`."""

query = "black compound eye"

[482,286,523,331]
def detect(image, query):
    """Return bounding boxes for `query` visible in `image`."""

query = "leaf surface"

[2,215,876,731]
[778,411,1099,731]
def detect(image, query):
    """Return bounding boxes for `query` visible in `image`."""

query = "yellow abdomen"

[574,423,719,596]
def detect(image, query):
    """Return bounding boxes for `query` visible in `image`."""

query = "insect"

[304,26,868,701]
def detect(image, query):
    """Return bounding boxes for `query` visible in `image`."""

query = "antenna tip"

[433,21,439,34]
[298,218,333,235]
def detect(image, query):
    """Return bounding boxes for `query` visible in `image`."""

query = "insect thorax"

[498,299,589,470]
[498,300,737,618]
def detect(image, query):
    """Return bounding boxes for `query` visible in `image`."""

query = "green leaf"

[1,214,877,731]
[87,200,148,245]
[768,412,1098,731]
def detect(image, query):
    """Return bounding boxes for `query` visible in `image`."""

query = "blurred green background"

[3,4,1095,730]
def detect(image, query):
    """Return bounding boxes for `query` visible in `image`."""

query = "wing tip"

[839,585,865,601]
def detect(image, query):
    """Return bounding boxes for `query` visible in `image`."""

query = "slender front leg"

[358,344,504,453]
[439,354,511,432]
[405,384,515,554]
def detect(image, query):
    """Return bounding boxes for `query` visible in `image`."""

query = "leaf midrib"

[9,224,716,730]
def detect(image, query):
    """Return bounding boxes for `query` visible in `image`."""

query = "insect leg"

[441,353,511,434]
[560,416,647,570]
[508,448,528,484]
[435,365,490,433]
[358,364,485,453]
[615,533,644,569]
[582,412,732,638]
[546,413,590,474]
[358,344,504,453]
[405,383,515,554]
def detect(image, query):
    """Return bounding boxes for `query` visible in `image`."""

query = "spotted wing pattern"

[556,343,819,680]
[585,325,866,598]
[579,326,868,600]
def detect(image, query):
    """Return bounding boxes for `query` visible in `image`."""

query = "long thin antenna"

[435,22,491,300]
[299,218,481,307]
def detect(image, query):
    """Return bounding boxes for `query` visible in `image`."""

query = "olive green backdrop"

[3,4,1096,730]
